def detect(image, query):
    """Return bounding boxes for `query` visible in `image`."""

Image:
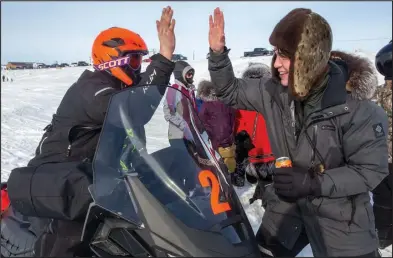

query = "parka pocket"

[310,196,352,222]
[310,195,376,235]
[313,122,344,169]
[349,200,377,236]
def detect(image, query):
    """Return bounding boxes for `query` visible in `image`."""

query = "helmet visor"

[123,52,143,71]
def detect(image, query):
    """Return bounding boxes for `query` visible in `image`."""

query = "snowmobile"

[1,84,262,257]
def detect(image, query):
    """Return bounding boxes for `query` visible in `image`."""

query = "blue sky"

[1,1,392,64]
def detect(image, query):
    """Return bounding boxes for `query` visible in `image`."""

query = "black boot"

[231,163,245,187]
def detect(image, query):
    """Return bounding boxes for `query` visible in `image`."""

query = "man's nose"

[273,56,282,68]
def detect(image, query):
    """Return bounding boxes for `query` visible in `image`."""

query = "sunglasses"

[185,71,194,79]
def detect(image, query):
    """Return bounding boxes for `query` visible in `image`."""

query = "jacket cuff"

[209,46,231,63]
[151,53,176,70]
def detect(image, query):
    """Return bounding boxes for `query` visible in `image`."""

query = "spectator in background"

[232,63,275,188]
[163,60,196,149]
[197,80,236,174]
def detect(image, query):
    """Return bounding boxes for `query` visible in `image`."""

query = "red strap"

[172,84,197,110]
[1,189,10,213]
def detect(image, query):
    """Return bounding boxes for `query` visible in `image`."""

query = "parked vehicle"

[77,61,89,66]
[37,64,49,69]
[59,63,70,68]
[243,48,271,57]
[172,54,188,62]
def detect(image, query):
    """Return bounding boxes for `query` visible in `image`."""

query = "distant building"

[6,62,34,70]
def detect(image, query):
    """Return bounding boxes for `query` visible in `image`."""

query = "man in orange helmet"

[27,8,176,168]
[5,6,177,257]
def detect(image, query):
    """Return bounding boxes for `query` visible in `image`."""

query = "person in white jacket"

[163,61,196,149]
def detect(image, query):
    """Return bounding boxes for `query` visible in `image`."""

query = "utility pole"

[193,50,195,60]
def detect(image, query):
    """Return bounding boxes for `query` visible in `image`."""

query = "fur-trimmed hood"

[197,80,218,102]
[330,51,378,100]
[242,62,272,79]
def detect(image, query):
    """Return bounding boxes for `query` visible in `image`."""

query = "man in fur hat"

[207,7,389,257]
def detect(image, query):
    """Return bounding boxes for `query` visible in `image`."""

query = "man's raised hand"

[157,6,176,61]
[209,7,226,54]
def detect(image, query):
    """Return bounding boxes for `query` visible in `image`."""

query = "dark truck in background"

[171,54,188,62]
[244,48,272,57]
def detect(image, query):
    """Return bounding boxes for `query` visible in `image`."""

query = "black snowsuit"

[6,53,175,257]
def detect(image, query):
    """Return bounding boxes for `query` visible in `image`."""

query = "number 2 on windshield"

[198,170,231,215]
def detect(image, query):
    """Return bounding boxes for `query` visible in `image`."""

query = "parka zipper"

[310,125,318,168]
[271,97,293,161]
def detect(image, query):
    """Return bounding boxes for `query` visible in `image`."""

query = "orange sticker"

[198,170,231,215]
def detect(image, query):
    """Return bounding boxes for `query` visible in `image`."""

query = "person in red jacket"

[1,183,10,214]
[232,63,275,187]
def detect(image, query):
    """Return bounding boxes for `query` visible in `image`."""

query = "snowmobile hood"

[90,84,260,257]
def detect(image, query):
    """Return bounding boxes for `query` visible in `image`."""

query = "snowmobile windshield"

[92,84,251,245]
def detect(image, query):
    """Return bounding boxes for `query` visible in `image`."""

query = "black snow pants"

[372,162,392,249]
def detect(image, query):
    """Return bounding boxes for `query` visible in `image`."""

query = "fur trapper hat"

[269,8,333,100]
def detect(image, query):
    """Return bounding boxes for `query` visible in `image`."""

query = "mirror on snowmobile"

[90,84,261,257]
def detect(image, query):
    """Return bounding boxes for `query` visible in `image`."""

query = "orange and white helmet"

[92,27,148,86]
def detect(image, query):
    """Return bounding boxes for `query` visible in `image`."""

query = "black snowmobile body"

[1,84,262,257]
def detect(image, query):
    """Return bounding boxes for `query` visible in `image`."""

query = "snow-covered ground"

[1,54,390,257]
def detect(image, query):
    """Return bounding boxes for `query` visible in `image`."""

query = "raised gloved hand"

[273,167,322,202]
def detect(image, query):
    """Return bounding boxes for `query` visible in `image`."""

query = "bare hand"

[156,6,176,61]
[209,7,225,54]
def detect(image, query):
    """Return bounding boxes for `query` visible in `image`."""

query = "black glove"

[249,175,273,206]
[273,167,321,202]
